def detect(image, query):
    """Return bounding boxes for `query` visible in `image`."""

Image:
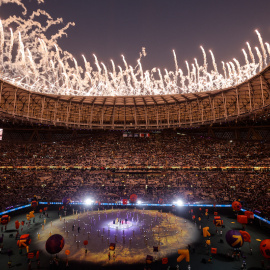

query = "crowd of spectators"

[0,130,269,167]
[0,130,269,219]
[0,170,269,218]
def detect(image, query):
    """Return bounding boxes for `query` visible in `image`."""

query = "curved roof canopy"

[0,65,270,129]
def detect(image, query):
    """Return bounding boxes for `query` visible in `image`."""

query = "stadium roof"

[43,90,221,106]
[0,65,270,129]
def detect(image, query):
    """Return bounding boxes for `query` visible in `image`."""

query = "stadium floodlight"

[84,198,94,205]
[173,199,184,206]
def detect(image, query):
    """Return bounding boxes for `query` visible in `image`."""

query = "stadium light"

[173,199,184,206]
[84,198,94,205]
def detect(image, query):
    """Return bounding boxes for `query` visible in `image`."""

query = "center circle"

[108,220,133,229]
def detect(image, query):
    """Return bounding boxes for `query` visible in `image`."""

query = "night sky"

[1,0,270,71]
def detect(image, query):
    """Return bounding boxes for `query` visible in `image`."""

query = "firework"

[0,1,267,96]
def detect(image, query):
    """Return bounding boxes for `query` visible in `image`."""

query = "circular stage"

[34,209,199,265]
[108,220,133,229]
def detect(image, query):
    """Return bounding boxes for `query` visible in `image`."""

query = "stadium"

[0,1,270,270]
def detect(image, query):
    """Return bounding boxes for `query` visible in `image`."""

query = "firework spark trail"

[93,54,101,76]
[172,50,179,84]
[158,68,164,88]
[27,48,38,79]
[8,28,14,62]
[200,46,207,71]
[82,54,92,86]
[129,66,138,94]
[229,61,237,76]
[0,20,4,64]
[209,50,218,74]
[110,59,116,77]
[255,47,263,70]
[185,61,190,81]
[191,64,196,85]
[222,61,227,79]
[233,58,241,75]
[137,59,144,82]
[122,55,128,71]
[178,68,185,89]
[164,68,169,84]
[246,42,255,65]
[256,29,267,66]
[142,47,146,57]
[242,49,249,66]
[265,43,270,61]
[0,0,27,15]
[194,58,200,85]
[18,32,25,64]
[101,62,108,84]
[226,62,232,78]
[122,55,132,88]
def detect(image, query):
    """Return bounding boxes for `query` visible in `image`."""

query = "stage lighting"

[177,199,184,206]
[84,198,93,205]
[137,200,142,205]
[173,199,184,206]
